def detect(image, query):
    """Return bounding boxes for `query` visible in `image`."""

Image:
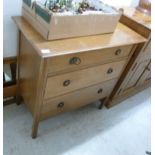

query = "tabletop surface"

[13,16,146,58]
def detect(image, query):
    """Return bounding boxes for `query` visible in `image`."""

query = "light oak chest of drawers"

[13,16,146,138]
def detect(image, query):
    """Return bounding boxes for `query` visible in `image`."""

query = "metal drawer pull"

[63,80,71,87]
[115,49,122,55]
[69,57,81,65]
[58,102,64,108]
[107,68,113,74]
[98,88,103,94]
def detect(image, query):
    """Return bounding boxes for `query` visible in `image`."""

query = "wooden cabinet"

[124,57,150,90]
[136,61,151,86]
[13,16,145,138]
[106,7,151,107]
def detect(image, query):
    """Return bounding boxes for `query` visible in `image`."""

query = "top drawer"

[47,45,133,74]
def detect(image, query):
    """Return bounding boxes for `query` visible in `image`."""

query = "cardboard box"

[22,0,121,40]
[22,0,35,17]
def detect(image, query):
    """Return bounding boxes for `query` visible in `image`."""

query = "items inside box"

[22,0,121,40]
[29,0,118,15]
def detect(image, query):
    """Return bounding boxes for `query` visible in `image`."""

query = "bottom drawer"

[41,78,117,120]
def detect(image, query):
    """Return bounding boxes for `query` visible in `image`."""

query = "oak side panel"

[20,33,42,114]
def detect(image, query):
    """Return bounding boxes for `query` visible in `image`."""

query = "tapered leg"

[31,119,39,139]
[98,98,106,109]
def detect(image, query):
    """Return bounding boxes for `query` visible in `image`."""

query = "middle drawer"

[44,60,126,99]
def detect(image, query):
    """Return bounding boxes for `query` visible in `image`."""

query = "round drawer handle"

[107,68,113,74]
[57,102,64,108]
[63,80,71,87]
[98,88,103,94]
[69,57,81,65]
[115,49,122,55]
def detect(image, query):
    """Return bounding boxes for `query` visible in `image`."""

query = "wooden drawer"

[47,45,133,74]
[44,60,126,99]
[41,78,117,120]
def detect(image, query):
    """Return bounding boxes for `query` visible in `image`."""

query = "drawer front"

[47,45,133,74]
[44,60,126,99]
[41,79,117,120]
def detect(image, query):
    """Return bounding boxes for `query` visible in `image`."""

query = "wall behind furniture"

[3,0,139,57]
[103,0,139,7]
[3,0,22,57]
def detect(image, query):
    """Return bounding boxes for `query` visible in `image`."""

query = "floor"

[4,88,151,155]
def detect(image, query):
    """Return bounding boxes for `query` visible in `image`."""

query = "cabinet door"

[122,59,150,92]
[143,41,151,54]
[140,40,151,60]
[136,61,151,86]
